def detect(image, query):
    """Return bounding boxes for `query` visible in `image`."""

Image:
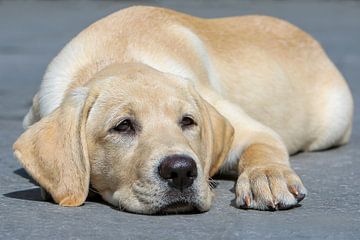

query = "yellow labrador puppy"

[13,6,353,214]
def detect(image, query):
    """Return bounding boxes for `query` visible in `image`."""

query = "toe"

[249,171,276,210]
[285,171,307,203]
[289,185,307,202]
[235,174,252,209]
[267,173,297,209]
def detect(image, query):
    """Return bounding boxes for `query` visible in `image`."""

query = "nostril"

[158,154,198,191]
[187,170,196,178]
[171,172,178,179]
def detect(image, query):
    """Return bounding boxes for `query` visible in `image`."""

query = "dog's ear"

[188,85,234,177]
[201,100,234,176]
[13,88,96,207]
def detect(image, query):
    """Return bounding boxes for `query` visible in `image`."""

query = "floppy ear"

[13,88,96,206]
[201,100,234,177]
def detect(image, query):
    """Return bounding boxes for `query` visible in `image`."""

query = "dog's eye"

[180,115,197,129]
[113,119,135,133]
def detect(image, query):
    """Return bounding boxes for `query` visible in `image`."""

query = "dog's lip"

[154,185,203,214]
[157,200,200,214]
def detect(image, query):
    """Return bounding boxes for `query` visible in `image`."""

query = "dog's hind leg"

[304,65,353,152]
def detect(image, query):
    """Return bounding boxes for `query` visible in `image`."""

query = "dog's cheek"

[193,172,213,212]
[197,186,213,212]
[88,152,122,200]
[114,188,156,214]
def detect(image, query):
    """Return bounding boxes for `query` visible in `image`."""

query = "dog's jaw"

[98,178,213,214]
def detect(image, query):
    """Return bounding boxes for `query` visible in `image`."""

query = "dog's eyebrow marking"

[173,26,223,95]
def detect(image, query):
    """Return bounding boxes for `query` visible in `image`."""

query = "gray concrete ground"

[1,0,359,239]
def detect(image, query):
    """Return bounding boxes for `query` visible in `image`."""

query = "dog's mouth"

[157,200,199,214]
[155,187,203,214]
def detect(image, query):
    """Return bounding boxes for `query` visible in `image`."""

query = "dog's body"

[14,6,353,213]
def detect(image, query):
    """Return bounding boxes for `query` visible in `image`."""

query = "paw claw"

[267,202,277,211]
[238,195,251,209]
[289,185,306,202]
[289,186,299,196]
[295,193,306,202]
[244,195,251,207]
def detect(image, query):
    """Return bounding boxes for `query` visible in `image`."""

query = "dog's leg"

[201,91,307,210]
[234,139,307,210]
[226,123,307,210]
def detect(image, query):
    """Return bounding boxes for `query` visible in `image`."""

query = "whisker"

[208,177,218,190]
[89,185,101,194]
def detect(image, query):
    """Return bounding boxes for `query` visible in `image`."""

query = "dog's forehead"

[88,64,198,119]
[100,77,190,106]
[93,63,191,97]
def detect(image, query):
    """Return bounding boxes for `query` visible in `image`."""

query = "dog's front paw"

[235,164,307,210]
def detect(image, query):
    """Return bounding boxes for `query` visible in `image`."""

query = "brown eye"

[113,119,135,133]
[180,115,197,129]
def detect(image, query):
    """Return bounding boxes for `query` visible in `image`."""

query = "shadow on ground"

[4,168,107,204]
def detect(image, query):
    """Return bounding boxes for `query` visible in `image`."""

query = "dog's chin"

[118,200,201,215]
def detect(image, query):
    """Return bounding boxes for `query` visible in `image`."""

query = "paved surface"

[1,0,359,239]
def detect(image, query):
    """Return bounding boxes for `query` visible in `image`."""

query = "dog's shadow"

[4,168,42,201]
[4,168,105,204]
[5,168,238,210]
[4,168,302,212]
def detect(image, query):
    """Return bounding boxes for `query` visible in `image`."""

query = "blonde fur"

[16,6,353,213]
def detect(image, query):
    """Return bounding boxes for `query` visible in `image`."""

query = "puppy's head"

[13,63,234,214]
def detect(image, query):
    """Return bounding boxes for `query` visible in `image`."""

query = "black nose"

[158,155,198,191]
